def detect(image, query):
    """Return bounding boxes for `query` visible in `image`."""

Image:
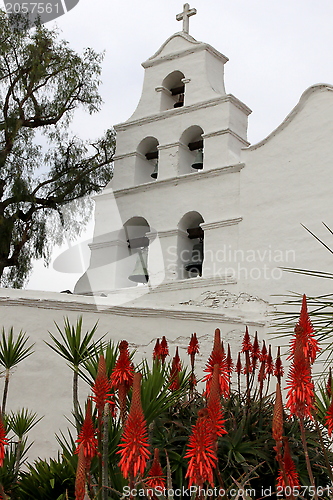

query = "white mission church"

[0,4,332,458]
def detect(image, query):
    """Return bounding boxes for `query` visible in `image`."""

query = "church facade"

[75,4,333,311]
[0,4,332,459]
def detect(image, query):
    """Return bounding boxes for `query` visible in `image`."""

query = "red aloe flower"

[242,327,252,375]
[0,414,8,467]
[110,340,134,423]
[242,326,252,353]
[75,446,86,500]
[327,368,332,398]
[274,346,284,384]
[146,448,165,490]
[118,372,150,479]
[235,352,242,374]
[251,332,260,371]
[207,364,227,440]
[153,339,161,361]
[188,333,199,368]
[184,408,218,488]
[110,340,134,389]
[226,344,233,374]
[325,396,333,436]
[203,329,229,398]
[272,383,284,447]
[160,335,169,363]
[285,336,315,420]
[169,347,182,391]
[92,355,115,420]
[260,340,267,363]
[290,294,319,364]
[160,336,169,364]
[285,298,318,420]
[276,438,300,489]
[75,399,98,465]
[265,345,274,376]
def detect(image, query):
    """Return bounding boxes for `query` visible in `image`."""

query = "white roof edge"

[147,32,201,60]
[142,32,228,68]
[245,84,333,152]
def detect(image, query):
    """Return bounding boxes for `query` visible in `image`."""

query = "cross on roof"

[176,3,197,34]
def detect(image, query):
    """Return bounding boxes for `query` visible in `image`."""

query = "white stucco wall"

[239,84,333,301]
[0,288,268,461]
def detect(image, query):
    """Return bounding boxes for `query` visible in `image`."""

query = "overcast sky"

[8,0,333,292]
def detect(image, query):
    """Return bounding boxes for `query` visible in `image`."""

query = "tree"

[0,10,115,287]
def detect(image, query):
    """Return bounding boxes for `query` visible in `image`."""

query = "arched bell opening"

[179,126,204,175]
[135,137,159,184]
[122,217,150,286]
[178,211,204,280]
[160,70,186,111]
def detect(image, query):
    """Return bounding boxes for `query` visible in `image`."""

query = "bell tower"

[75,4,251,301]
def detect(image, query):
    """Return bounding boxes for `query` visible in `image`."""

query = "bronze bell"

[191,149,203,170]
[185,241,203,276]
[128,248,149,283]
[174,93,184,108]
[151,160,158,179]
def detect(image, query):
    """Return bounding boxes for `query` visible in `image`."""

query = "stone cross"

[176,3,197,34]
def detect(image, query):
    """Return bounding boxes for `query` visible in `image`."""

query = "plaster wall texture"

[239,84,333,301]
[75,166,243,294]
[112,98,249,190]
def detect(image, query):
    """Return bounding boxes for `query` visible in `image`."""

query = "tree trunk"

[2,369,10,414]
[73,367,80,432]
[14,438,22,478]
[0,216,15,280]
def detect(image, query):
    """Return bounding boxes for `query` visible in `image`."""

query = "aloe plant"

[18,457,76,499]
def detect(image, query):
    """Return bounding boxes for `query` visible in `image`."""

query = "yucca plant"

[0,441,20,499]
[275,223,333,362]
[7,409,42,478]
[46,316,104,429]
[0,328,34,414]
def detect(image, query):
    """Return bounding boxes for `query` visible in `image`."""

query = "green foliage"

[79,339,119,386]
[0,327,34,413]
[274,224,333,364]
[0,9,115,287]
[46,316,102,369]
[7,409,42,440]
[220,393,331,492]
[2,318,333,499]
[0,442,20,497]
[140,359,189,424]
[0,328,34,370]
[18,458,75,499]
